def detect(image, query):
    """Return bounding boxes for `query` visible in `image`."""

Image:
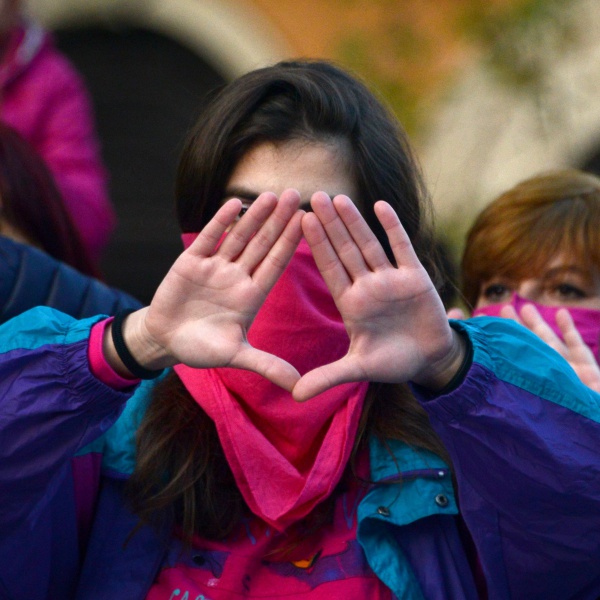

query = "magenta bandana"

[473,294,600,363]
[175,237,368,531]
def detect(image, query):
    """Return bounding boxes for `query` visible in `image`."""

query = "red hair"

[461,169,600,308]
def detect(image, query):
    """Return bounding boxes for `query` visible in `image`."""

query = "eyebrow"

[223,186,259,202]
[541,265,592,281]
[482,266,590,285]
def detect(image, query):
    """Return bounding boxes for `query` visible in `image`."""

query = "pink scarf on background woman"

[175,237,368,531]
[473,294,600,362]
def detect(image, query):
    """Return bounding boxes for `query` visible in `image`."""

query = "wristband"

[111,310,164,380]
[436,323,473,394]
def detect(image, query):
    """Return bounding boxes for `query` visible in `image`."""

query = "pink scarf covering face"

[175,237,368,531]
[473,294,600,363]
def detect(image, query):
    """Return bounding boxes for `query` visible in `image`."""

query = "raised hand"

[109,190,304,391]
[500,303,600,393]
[293,193,466,401]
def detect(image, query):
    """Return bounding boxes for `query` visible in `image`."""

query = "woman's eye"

[482,283,511,302]
[553,283,586,300]
[237,203,252,219]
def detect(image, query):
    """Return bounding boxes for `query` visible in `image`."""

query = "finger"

[309,192,369,278]
[292,357,362,402]
[331,195,391,271]
[498,305,522,324]
[187,198,242,257]
[231,345,301,392]
[555,309,600,391]
[447,307,466,320]
[518,304,564,353]
[555,308,588,353]
[302,211,351,298]
[217,192,278,260]
[252,210,304,292]
[373,201,422,270]
[238,189,301,271]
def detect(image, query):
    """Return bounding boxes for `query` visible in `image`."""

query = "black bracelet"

[436,323,474,395]
[111,310,164,380]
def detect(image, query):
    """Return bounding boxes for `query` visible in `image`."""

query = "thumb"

[232,346,301,392]
[292,357,359,402]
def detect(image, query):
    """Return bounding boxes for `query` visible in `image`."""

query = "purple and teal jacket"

[1,307,600,599]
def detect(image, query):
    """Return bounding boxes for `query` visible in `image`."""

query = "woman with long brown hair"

[1,61,600,600]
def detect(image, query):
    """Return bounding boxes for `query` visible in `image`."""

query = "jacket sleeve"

[413,317,600,599]
[0,235,143,323]
[27,36,115,262]
[0,307,135,530]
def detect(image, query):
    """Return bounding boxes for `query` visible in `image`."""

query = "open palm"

[500,303,600,393]
[293,193,461,401]
[139,190,304,390]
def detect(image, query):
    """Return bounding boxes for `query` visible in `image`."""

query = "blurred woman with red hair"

[458,168,600,390]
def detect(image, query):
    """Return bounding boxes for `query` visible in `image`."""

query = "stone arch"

[26,0,292,78]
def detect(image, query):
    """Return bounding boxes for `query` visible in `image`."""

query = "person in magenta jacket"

[1,60,600,600]
[0,1,115,264]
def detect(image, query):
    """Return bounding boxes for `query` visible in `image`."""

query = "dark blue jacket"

[0,235,141,322]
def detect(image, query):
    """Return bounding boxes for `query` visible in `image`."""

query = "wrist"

[411,328,469,392]
[103,309,172,379]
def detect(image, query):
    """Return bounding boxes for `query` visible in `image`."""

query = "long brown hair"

[128,373,449,545]
[128,60,450,543]
[461,169,600,308]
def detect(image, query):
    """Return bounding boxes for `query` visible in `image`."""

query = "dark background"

[55,25,226,304]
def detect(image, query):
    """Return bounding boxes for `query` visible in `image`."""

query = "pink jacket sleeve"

[1,29,115,262]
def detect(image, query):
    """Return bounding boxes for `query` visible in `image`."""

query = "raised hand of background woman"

[450,301,600,393]
[500,303,600,393]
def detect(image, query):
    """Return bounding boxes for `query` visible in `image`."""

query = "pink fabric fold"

[474,293,600,362]
[175,237,368,530]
